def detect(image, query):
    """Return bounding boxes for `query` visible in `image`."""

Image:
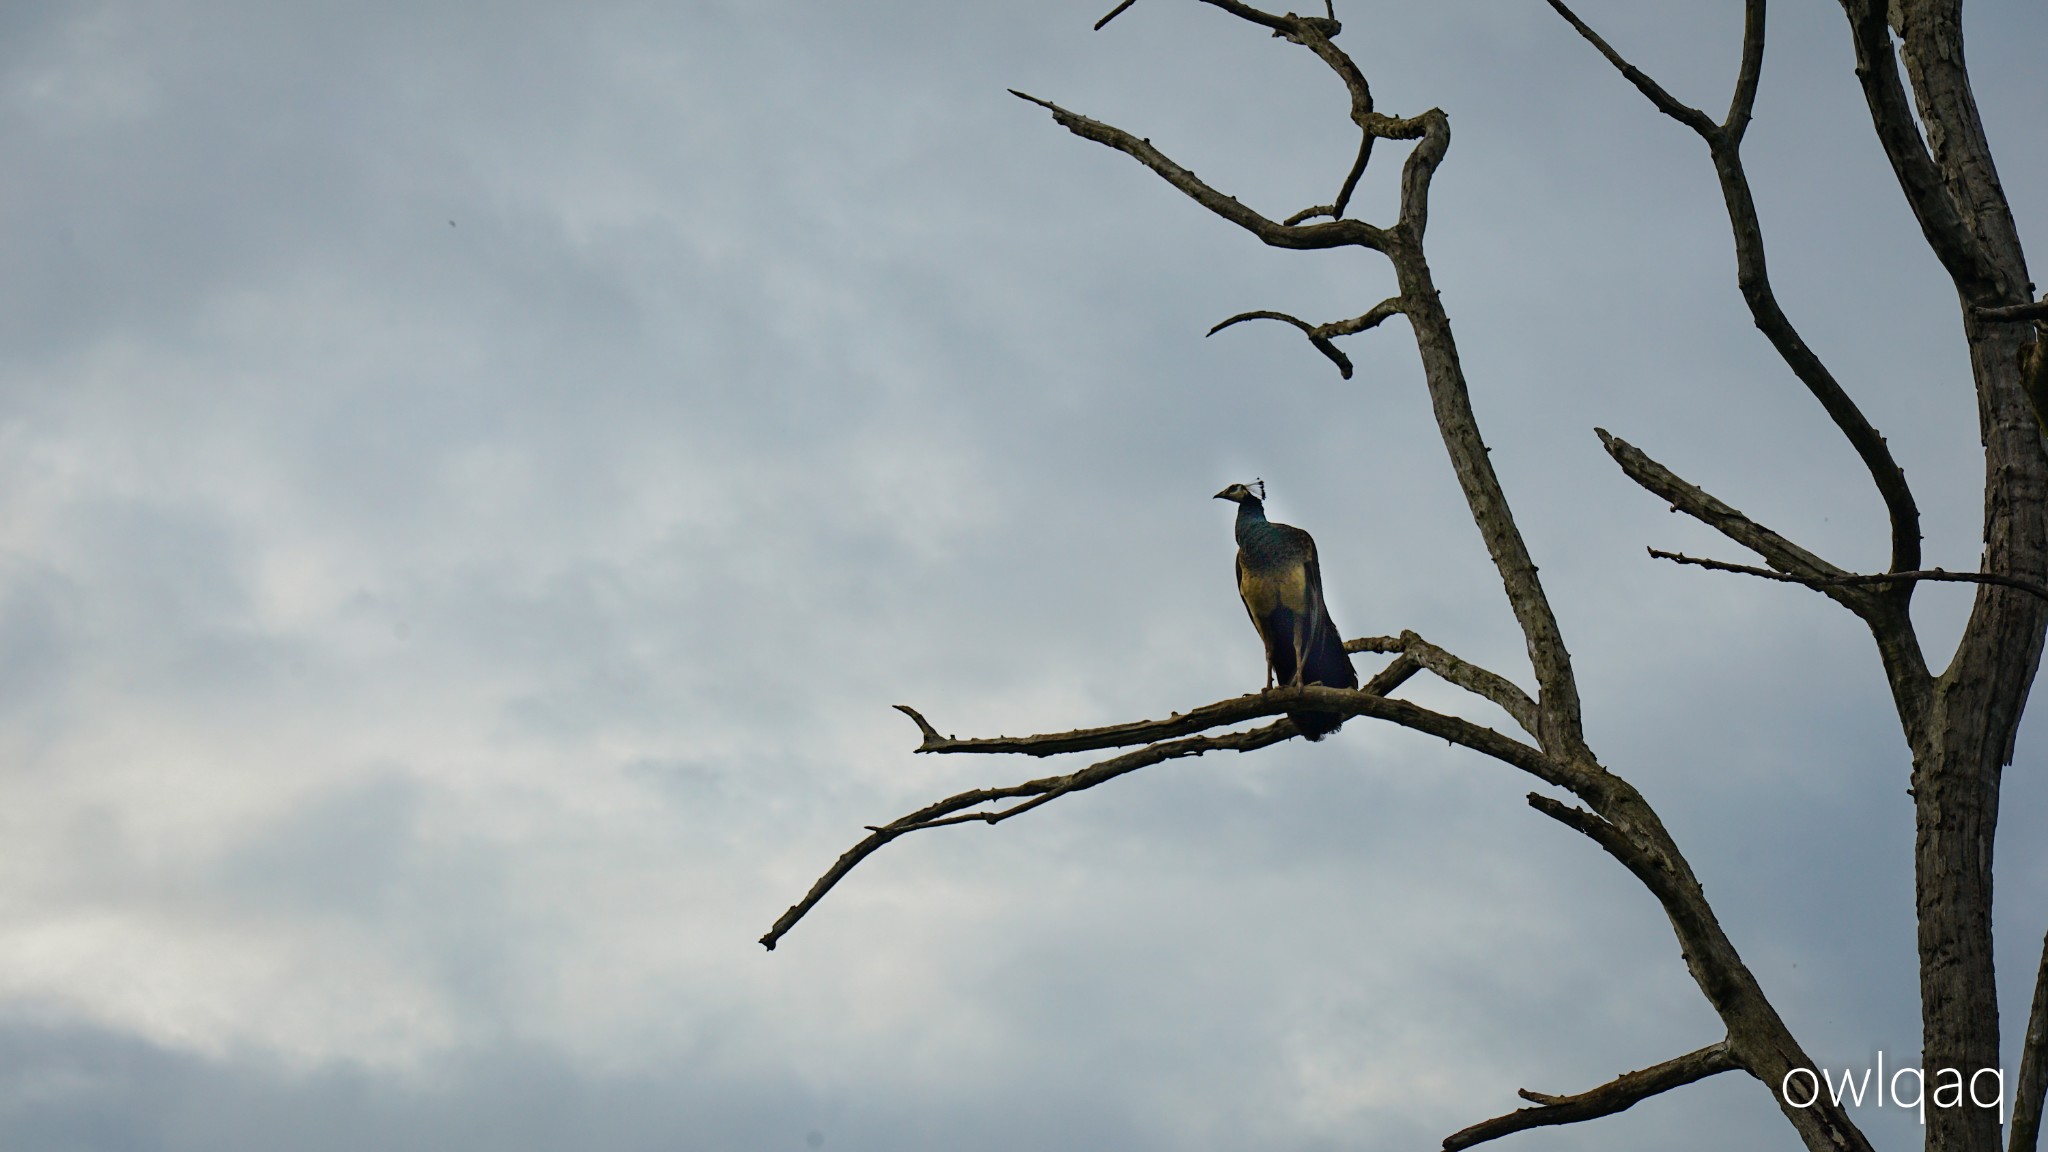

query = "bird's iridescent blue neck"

[1233,498,1269,546]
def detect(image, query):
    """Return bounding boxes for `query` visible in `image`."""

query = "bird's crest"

[1253,478,1266,501]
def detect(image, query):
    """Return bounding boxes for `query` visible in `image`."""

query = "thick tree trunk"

[1862,5,2048,1151]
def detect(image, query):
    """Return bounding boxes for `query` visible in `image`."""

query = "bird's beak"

[1213,486,1234,501]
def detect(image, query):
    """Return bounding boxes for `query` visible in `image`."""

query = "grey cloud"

[0,0,2045,1147]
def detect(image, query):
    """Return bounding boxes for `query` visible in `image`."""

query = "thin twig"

[1442,1039,1740,1150]
[1093,0,1138,31]
[2013,928,2048,1152]
[1648,549,2048,604]
[1551,1,1923,575]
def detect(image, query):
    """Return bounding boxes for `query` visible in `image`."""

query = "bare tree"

[761,3,2048,1150]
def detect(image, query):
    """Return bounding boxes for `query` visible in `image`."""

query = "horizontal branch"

[1010,89,1388,252]
[893,680,1553,781]
[1442,1039,1740,1151]
[1980,300,2048,324]
[759,719,1297,950]
[1650,549,2048,604]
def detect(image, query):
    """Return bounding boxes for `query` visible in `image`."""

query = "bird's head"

[1213,480,1266,504]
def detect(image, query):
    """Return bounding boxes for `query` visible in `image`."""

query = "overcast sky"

[3,1,2047,1149]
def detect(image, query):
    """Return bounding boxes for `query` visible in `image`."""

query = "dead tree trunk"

[762,4,2048,1150]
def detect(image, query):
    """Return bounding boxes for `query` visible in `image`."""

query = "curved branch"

[1206,311,1355,378]
[1206,297,1407,379]
[1649,548,2048,604]
[1398,630,1540,736]
[1442,1039,1740,1151]
[1396,110,1450,239]
[1552,0,1923,574]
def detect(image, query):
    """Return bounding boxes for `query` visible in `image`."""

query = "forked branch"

[1598,429,1861,599]
[764,674,1561,951]
[1551,0,1922,576]
[759,717,1299,951]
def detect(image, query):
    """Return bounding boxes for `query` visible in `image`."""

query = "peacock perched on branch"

[1214,481,1358,740]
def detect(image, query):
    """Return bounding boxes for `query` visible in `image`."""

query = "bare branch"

[1285,123,1379,226]
[2007,928,2048,1152]
[1543,0,1718,138]
[1191,0,1292,36]
[1442,1040,1740,1151]
[759,719,1298,950]
[1324,130,1374,222]
[1360,651,1423,697]
[1980,300,2048,324]
[1398,630,1540,736]
[1396,109,1451,239]
[1206,311,1354,378]
[1724,0,1765,144]
[1649,548,2048,604]
[893,684,1555,780]
[1206,296,1406,379]
[1093,0,1138,31]
[766,679,1563,951]
[1527,793,1637,864]
[1553,0,1923,574]
[1712,146,1925,575]
[1838,0,2005,302]
[1597,429,1858,592]
[1344,635,1406,654]
[1009,90,1388,253]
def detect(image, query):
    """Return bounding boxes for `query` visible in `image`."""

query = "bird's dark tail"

[1289,622,1358,741]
